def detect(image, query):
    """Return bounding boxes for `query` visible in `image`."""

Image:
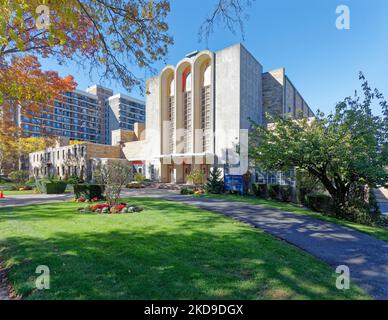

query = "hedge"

[268,184,281,200]
[74,184,105,200]
[279,185,292,202]
[36,179,67,194]
[304,193,333,213]
[252,184,267,198]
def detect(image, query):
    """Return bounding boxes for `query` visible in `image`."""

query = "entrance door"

[183,165,192,184]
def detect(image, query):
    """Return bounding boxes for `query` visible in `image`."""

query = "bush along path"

[163,195,388,300]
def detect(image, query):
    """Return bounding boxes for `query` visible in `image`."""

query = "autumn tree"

[0,0,253,92]
[249,73,388,222]
[0,0,172,92]
[0,55,75,172]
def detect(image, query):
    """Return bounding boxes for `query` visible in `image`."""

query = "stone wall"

[262,68,285,121]
[87,144,122,159]
[263,68,314,121]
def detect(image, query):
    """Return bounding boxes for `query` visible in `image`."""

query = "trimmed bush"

[74,184,105,200]
[252,184,267,198]
[36,179,67,194]
[66,175,84,185]
[181,188,195,195]
[305,193,333,213]
[280,185,292,202]
[268,184,281,200]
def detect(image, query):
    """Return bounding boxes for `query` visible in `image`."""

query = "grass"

[0,184,73,196]
[0,198,368,300]
[2,190,36,196]
[195,194,388,242]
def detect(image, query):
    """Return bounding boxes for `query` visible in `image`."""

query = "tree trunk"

[308,167,347,213]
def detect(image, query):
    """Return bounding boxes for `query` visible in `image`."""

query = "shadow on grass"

[0,204,78,222]
[2,229,366,300]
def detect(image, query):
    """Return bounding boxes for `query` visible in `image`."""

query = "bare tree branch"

[199,0,254,44]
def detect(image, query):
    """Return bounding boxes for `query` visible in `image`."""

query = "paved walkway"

[159,195,388,300]
[0,194,73,208]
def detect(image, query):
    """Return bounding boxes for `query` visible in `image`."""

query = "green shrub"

[46,182,67,194]
[268,185,280,200]
[341,189,385,226]
[180,188,194,195]
[280,185,293,202]
[252,184,267,198]
[305,193,333,213]
[36,179,67,194]
[35,179,51,193]
[134,173,146,183]
[0,175,12,183]
[74,184,105,200]
[8,170,29,187]
[66,175,84,185]
[187,170,205,186]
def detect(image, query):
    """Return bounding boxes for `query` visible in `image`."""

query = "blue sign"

[224,175,244,195]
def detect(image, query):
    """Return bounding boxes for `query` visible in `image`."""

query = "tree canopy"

[250,73,388,214]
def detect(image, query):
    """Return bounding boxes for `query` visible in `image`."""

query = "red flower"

[78,198,86,203]
[114,205,126,212]
[91,197,99,202]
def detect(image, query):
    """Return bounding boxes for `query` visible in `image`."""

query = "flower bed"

[77,203,144,215]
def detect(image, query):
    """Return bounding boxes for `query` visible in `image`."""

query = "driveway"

[156,195,388,300]
[0,194,73,208]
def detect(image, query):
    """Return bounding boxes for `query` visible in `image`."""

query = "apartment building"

[106,94,146,145]
[17,86,145,145]
[85,85,114,145]
[19,90,101,143]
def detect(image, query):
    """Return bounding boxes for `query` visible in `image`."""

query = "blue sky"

[41,0,388,115]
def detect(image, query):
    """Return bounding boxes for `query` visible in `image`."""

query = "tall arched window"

[182,66,192,153]
[168,76,175,154]
[201,62,212,152]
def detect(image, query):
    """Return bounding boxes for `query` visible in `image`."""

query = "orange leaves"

[0,55,76,135]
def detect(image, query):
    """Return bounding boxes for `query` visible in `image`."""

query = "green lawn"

[2,190,36,196]
[196,194,388,242]
[0,198,369,300]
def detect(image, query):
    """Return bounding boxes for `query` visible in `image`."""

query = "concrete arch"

[193,51,214,153]
[175,60,193,154]
[160,65,175,155]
